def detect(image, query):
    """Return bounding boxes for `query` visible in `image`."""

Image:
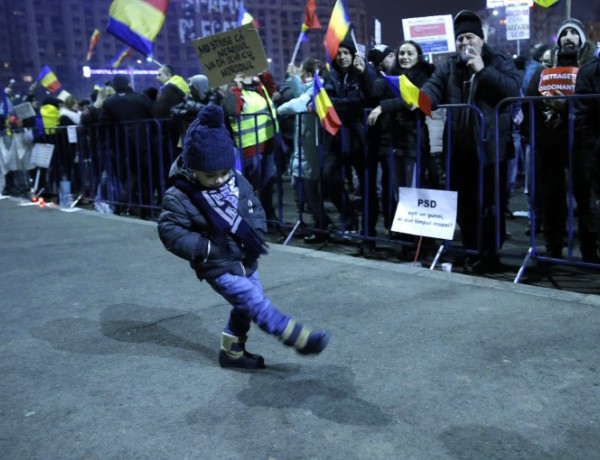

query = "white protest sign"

[506,4,530,41]
[67,126,78,144]
[391,187,458,240]
[191,24,268,88]
[13,102,36,120]
[402,15,456,55]
[30,143,54,168]
[374,18,381,45]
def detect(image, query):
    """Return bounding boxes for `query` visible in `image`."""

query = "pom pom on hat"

[454,10,484,40]
[368,44,394,67]
[182,104,235,172]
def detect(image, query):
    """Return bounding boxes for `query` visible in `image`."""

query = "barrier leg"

[514,246,534,284]
[430,244,446,270]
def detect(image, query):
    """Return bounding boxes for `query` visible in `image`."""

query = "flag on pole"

[36,65,61,93]
[533,0,561,6]
[106,0,169,57]
[110,47,133,68]
[86,29,101,61]
[237,0,259,29]
[301,0,322,33]
[323,0,351,63]
[384,75,432,117]
[313,76,341,136]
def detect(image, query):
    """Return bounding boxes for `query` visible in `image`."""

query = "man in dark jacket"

[321,36,368,235]
[153,64,190,119]
[421,10,521,273]
[100,75,155,217]
[574,57,600,261]
[524,18,599,262]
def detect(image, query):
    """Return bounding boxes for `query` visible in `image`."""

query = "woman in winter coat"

[277,58,332,242]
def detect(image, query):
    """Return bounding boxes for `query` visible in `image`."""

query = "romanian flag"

[36,65,61,93]
[237,0,259,29]
[86,29,101,61]
[323,0,350,63]
[301,0,322,33]
[533,0,561,6]
[384,75,432,117]
[106,0,169,57]
[313,76,341,136]
[110,47,133,68]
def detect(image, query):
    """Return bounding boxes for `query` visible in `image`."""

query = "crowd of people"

[2,9,600,274]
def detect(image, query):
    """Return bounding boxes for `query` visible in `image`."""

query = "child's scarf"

[175,174,267,260]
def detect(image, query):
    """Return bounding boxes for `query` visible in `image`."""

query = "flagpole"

[290,32,304,65]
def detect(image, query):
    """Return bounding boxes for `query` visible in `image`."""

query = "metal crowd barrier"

[495,93,600,282]
[2,94,598,280]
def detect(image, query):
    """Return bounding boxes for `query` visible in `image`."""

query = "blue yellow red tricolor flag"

[237,0,259,29]
[313,76,341,136]
[36,65,61,93]
[384,75,432,117]
[86,29,101,61]
[106,0,169,57]
[533,0,561,6]
[301,0,322,33]
[323,0,351,63]
[110,47,133,68]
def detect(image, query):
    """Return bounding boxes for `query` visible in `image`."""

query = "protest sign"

[30,143,54,168]
[13,102,36,120]
[538,67,579,95]
[191,24,268,88]
[391,187,457,240]
[506,4,530,41]
[402,15,455,55]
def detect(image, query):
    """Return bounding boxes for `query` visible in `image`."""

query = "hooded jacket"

[158,155,267,280]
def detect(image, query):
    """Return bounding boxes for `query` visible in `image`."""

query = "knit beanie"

[182,104,235,172]
[338,35,357,55]
[530,43,550,61]
[454,10,484,39]
[557,18,586,49]
[368,44,394,66]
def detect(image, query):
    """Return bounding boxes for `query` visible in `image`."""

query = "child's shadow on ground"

[31,303,217,365]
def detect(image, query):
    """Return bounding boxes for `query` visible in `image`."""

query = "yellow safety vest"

[230,89,279,149]
[40,104,60,134]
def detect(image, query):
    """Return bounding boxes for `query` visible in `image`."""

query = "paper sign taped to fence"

[391,187,458,240]
[191,24,268,88]
[538,67,579,95]
[67,126,78,143]
[30,143,54,168]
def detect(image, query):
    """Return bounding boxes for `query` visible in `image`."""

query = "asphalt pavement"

[1,196,600,459]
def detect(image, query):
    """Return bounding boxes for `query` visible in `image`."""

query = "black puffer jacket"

[421,44,521,165]
[574,57,600,168]
[158,156,267,280]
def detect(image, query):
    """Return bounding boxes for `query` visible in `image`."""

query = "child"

[158,104,329,369]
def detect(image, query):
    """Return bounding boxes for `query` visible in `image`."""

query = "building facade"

[0,0,368,100]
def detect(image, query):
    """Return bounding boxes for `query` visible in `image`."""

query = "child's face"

[194,169,231,189]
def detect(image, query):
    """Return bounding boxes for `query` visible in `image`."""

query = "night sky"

[366,0,600,45]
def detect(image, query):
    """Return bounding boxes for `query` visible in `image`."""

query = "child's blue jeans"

[207,271,290,338]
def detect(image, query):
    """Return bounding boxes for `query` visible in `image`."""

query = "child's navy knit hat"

[182,104,235,172]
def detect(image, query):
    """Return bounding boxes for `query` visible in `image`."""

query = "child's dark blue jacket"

[158,156,267,280]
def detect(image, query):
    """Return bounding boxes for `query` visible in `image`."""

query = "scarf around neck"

[175,174,267,260]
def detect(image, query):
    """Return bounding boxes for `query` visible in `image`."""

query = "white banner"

[391,187,458,240]
[506,4,530,41]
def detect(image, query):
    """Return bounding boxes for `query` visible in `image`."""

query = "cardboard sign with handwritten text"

[191,24,268,88]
